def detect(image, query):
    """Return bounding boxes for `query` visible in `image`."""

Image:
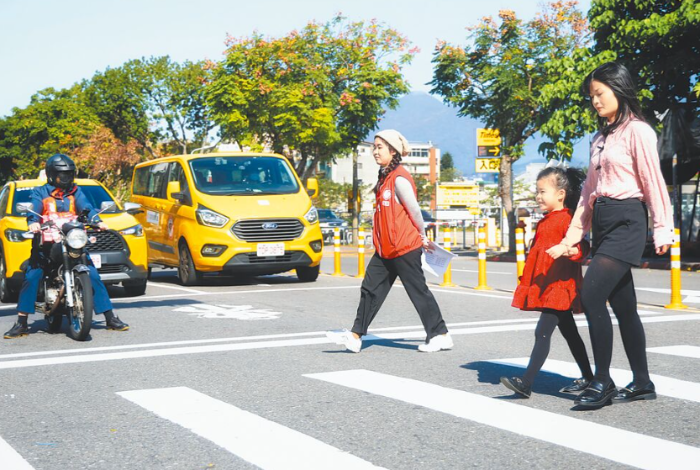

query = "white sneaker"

[326,329,362,353]
[418,333,453,352]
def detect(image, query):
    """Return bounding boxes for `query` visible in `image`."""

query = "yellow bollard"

[515,228,525,284]
[332,227,343,276]
[665,228,687,309]
[356,228,366,278]
[440,227,456,287]
[475,227,492,290]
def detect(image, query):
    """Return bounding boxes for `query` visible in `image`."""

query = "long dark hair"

[582,62,645,137]
[537,167,586,212]
[373,138,403,195]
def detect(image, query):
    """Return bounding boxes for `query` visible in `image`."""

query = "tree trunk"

[300,152,322,183]
[295,152,309,179]
[498,154,516,254]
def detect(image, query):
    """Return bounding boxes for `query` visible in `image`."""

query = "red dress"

[512,209,590,313]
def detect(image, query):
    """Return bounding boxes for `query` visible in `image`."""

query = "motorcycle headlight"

[119,224,144,237]
[66,229,88,249]
[196,207,229,228]
[304,206,318,224]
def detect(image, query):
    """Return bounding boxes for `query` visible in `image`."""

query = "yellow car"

[0,178,149,301]
[130,152,323,285]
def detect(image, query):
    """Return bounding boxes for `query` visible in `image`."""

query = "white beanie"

[375,129,411,157]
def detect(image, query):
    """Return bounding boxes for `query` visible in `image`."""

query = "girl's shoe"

[500,376,531,398]
[418,333,453,352]
[560,377,591,394]
[326,329,362,353]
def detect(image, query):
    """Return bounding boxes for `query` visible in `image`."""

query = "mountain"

[375,92,590,177]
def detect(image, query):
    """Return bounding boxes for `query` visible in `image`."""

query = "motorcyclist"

[4,154,129,339]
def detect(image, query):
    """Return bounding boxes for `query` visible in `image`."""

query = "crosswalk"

[2,343,699,470]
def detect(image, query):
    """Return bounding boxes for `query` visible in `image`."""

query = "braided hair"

[536,167,586,212]
[374,141,403,195]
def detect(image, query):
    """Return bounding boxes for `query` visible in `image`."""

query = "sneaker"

[106,316,129,331]
[560,377,591,394]
[418,333,453,352]
[4,322,29,339]
[326,329,362,353]
[500,376,532,398]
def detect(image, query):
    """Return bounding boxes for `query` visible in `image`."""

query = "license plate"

[256,243,285,257]
[91,254,102,269]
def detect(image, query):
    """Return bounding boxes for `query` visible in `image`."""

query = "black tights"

[582,254,650,386]
[522,309,593,387]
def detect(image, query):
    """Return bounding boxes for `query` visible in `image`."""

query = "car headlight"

[4,229,29,243]
[341,221,348,227]
[196,207,229,228]
[66,229,88,249]
[119,224,144,237]
[304,206,318,224]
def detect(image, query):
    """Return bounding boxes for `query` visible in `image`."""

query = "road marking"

[146,283,205,294]
[489,358,700,404]
[174,303,282,320]
[0,435,35,470]
[118,386,384,470]
[305,369,700,470]
[648,345,700,360]
[636,287,700,303]
[452,269,513,275]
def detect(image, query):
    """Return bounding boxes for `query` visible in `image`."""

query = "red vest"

[373,165,423,259]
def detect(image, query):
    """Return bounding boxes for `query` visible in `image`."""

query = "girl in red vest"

[500,167,593,398]
[327,130,452,353]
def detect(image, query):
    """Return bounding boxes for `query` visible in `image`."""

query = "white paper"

[421,242,457,278]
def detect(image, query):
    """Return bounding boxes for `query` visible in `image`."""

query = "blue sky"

[0,0,592,117]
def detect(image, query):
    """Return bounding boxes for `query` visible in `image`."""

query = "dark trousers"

[17,264,113,315]
[352,248,448,340]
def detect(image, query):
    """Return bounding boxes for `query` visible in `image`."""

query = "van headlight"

[196,207,229,228]
[304,206,318,224]
[66,229,88,249]
[119,224,144,237]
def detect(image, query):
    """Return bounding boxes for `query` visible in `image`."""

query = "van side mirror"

[123,202,144,215]
[167,181,187,204]
[306,177,319,199]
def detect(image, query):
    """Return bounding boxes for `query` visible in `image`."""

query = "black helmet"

[46,154,76,190]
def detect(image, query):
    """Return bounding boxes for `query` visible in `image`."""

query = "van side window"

[168,162,192,205]
[0,186,9,216]
[133,167,150,196]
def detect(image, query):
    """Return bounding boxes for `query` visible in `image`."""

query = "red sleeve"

[568,239,590,263]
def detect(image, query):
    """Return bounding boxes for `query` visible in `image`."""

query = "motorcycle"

[19,204,106,341]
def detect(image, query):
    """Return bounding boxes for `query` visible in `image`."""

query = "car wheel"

[296,265,319,282]
[123,279,147,297]
[178,242,202,286]
[0,253,18,303]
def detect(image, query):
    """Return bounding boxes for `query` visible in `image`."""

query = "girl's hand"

[656,244,670,256]
[546,243,568,259]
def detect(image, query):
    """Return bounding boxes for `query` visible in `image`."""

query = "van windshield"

[189,156,300,195]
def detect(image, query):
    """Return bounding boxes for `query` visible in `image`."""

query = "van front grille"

[232,219,304,242]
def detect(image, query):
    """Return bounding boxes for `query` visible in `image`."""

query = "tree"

[439,152,463,182]
[414,176,433,206]
[314,178,352,211]
[431,2,587,252]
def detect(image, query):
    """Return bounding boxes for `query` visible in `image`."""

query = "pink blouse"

[562,119,675,249]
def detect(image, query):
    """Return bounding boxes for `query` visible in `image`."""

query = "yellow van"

[130,152,323,285]
[0,178,149,301]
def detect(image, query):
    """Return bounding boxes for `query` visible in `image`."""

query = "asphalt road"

[0,249,699,470]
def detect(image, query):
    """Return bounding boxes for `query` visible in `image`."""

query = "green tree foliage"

[315,178,352,211]
[431,1,587,251]
[207,15,415,180]
[439,151,462,182]
[414,175,433,206]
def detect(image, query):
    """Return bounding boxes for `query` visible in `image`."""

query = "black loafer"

[560,377,591,394]
[500,376,531,398]
[612,382,656,403]
[574,380,617,408]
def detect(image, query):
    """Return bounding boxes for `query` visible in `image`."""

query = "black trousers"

[352,248,448,340]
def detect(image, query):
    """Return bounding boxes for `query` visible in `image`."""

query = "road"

[0,249,699,469]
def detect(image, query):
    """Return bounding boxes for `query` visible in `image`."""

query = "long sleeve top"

[28,184,102,225]
[395,176,426,236]
[561,119,675,249]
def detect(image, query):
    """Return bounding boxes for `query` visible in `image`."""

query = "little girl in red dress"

[501,167,594,398]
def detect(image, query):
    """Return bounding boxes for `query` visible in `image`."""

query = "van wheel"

[296,265,319,282]
[0,254,18,303]
[178,243,202,286]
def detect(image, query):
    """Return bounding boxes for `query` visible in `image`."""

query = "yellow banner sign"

[475,158,501,173]
[477,128,501,147]
[436,184,480,207]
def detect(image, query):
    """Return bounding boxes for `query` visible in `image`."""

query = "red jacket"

[373,165,423,259]
[512,209,590,313]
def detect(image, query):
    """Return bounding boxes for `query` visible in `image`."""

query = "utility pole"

[352,147,359,245]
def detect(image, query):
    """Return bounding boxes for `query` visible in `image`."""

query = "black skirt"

[592,197,649,266]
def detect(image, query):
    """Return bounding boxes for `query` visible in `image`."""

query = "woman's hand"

[546,243,568,259]
[422,235,434,252]
[656,244,670,256]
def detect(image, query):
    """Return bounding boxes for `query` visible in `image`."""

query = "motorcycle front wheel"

[68,271,93,341]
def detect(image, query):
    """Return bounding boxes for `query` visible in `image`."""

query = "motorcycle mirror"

[16,203,42,218]
[100,201,117,213]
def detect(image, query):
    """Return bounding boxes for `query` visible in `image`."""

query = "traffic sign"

[475,158,501,173]
[478,146,501,157]
[477,128,501,146]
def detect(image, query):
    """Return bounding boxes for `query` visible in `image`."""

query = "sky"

[0,0,593,117]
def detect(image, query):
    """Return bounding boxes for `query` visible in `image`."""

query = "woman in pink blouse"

[547,62,673,409]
